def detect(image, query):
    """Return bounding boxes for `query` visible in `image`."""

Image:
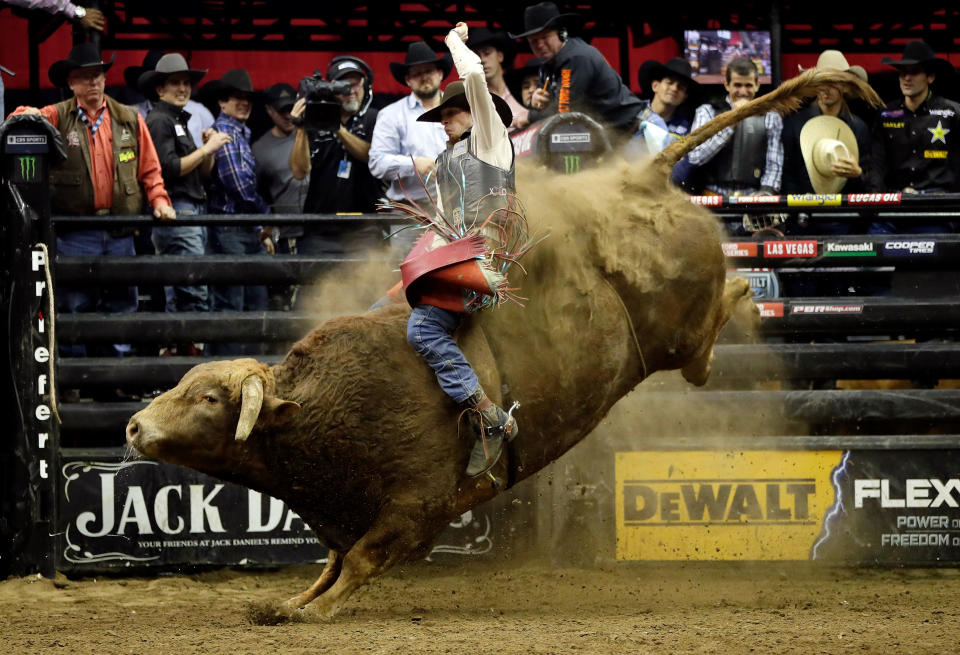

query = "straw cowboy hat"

[137,53,207,101]
[389,41,453,86]
[799,50,868,82]
[508,2,582,39]
[417,80,513,127]
[48,43,116,88]
[800,115,858,194]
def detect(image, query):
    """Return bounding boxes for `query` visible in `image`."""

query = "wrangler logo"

[621,479,817,525]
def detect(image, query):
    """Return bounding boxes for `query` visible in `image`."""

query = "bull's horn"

[235,375,264,442]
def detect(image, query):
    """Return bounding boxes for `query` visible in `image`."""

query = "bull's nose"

[125,418,140,445]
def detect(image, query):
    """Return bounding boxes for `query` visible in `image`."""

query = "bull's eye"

[202,395,218,404]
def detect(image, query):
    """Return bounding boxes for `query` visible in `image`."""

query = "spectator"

[504,58,542,110]
[782,51,871,201]
[637,57,699,138]
[869,39,960,233]
[204,68,272,355]
[687,56,783,203]
[290,56,384,256]
[253,82,307,311]
[369,41,450,263]
[140,53,233,356]
[2,1,104,117]
[510,2,642,135]
[124,50,214,150]
[12,44,175,357]
[467,27,528,131]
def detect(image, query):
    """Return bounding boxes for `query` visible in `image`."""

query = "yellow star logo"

[929,120,950,144]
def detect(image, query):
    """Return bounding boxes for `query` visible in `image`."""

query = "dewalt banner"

[616,450,841,560]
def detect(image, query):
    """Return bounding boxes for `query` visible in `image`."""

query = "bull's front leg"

[304,503,443,619]
[283,549,343,611]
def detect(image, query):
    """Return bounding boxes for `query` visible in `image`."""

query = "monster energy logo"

[562,154,581,174]
[18,156,37,181]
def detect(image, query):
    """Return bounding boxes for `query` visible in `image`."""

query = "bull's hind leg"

[682,277,752,386]
[304,502,442,619]
[283,549,343,611]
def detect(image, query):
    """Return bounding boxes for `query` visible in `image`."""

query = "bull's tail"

[651,68,883,177]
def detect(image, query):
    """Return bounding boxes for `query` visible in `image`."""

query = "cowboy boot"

[462,387,518,478]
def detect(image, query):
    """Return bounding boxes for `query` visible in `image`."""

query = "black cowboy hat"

[326,55,374,83]
[123,49,163,89]
[199,68,260,102]
[638,57,699,93]
[468,27,516,59]
[48,43,116,88]
[504,57,542,102]
[137,53,207,101]
[417,80,513,127]
[881,40,953,76]
[389,41,453,86]
[262,83,297,112]
[508,2,582,40]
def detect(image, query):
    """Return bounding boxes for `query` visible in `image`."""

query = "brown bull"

[125,69,880,619]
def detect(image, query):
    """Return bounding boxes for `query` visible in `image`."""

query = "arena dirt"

[4,558,959,654]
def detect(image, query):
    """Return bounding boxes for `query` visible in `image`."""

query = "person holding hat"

[637,57,699,138]
[205,68,272,353]
[369,41,450,263]
[868,39,960,232]
[511,1,642,134]
[289,55,385,258]
[140,53,233,330]
[12,43,174,356]
[124,50,215,150]
[395,22,533,478]
[781,50,872,201]
[467,27,527,131]
[2,0,104,118]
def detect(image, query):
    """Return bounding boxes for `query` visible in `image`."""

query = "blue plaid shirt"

[688,98,784,195]
[208,113,268,214]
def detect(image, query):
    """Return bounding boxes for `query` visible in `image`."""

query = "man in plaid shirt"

[687,56,783,200]
[206,68,272,355]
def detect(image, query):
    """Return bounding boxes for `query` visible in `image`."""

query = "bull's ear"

[262,396,301,425]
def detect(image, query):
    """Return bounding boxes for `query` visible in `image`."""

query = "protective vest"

[435,131,516,230]
[50,95,143,216]
[703,99,767,188]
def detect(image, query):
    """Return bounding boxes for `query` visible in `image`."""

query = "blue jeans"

[152,199,208,312]
[207,225,268,356]
[56,229,138,357]
[407,304,479,404]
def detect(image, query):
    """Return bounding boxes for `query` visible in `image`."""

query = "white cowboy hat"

[798,49,868,82]
[799,115,858,194]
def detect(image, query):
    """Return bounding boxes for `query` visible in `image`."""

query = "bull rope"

[601,276,648,381]
[35,242,61,424]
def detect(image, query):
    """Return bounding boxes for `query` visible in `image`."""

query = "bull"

[125,69,879,619]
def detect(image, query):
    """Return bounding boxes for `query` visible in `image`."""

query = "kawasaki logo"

[824,242,876,256]
[563,154,581,174]
[18,156,37,181]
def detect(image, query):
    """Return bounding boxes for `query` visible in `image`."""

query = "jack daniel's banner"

[58,453,493,571]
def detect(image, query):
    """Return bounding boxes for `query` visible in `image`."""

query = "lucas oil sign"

[616,450,960,563]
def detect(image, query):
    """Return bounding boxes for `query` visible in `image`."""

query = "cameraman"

[289,56,384,256]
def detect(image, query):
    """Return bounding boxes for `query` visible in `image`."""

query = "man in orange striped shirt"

[13,43,175,356]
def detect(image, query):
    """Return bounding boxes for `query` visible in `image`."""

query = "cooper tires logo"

[884,240,935,255]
